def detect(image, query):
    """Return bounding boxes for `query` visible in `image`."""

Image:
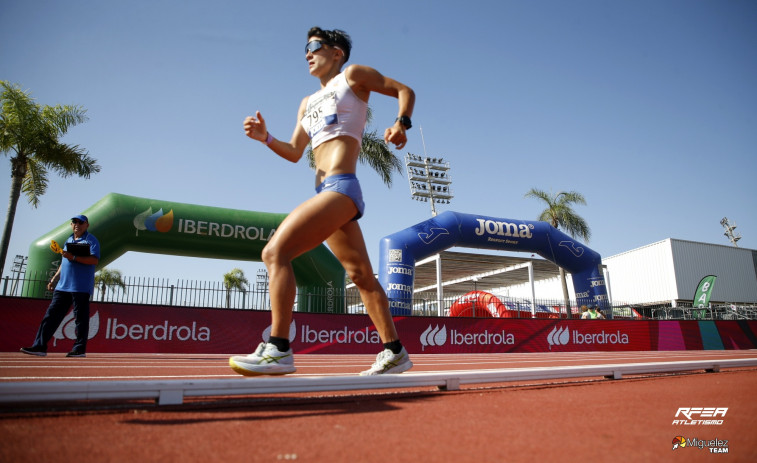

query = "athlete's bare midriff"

[313,135,361,185]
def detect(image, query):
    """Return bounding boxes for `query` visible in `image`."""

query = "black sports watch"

[396,115,412,130]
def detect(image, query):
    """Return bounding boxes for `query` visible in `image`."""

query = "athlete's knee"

[261,242,286,267]
[346,265,377,290]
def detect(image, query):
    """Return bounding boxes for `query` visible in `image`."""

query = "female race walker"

[230,27,415,376]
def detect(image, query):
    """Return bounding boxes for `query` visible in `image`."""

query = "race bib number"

[302,91,338,137]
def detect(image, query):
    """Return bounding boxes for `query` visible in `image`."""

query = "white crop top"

[301,72,368,149]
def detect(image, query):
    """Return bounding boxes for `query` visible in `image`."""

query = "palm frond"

[40,142,100,178]
[21,158,48,208]
[525,188,591,242]
[359,130,403,187]
[224,268,249,291]
[95,269,127,290]
[41,104,88,136]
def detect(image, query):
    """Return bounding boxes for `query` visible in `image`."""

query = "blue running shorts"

[316,173,365,221]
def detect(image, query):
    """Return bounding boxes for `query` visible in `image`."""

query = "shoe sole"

[20,349,46,357]
[66,354,86,358]
[229,357,296,376]
[360,360,413,376]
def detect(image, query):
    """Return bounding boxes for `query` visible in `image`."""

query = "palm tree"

[94,268,127,302]
[306,107,404,187]
[223,268,249,308]
[0,82,100,277]
[524,188,591,319]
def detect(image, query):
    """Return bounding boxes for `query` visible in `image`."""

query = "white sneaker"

[229,342,296,376]
[360,347,413,375]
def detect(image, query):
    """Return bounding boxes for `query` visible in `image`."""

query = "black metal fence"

[2,273,275,310]
[2,274,755,320]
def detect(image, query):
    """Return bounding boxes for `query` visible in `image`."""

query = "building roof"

[411,250,562,295]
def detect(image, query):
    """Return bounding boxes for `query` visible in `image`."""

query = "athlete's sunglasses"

[305,40,327,54]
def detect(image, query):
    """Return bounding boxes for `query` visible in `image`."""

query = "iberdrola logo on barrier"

[134,207,174,234]
[53,311,100,346]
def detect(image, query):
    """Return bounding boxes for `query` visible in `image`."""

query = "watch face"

[399,116,412,129]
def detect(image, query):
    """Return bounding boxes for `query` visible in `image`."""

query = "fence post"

[169,284,175,306]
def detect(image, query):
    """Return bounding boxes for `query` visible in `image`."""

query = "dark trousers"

[32,290,91,352]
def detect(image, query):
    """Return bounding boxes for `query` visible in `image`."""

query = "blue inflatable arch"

[378,211,608,315]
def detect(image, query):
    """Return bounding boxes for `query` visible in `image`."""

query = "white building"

[602,239,757,306]
[499,238,757,307]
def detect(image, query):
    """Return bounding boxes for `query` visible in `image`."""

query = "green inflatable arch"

[24,193,345,312]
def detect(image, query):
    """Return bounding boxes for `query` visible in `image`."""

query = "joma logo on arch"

[474,219,533,239]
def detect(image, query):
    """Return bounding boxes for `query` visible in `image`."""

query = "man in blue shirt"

[21,214,100,357]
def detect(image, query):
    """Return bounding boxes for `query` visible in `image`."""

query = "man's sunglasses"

[71,219,85,224]
[305,40,327,54]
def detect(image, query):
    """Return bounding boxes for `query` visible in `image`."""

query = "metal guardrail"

[651,305,757,321]
[1,274,276,310]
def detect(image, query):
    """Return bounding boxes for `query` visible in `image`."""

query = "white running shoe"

[229,342,296,376]
[360,347,413,376]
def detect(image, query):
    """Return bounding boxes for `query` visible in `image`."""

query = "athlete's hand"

[384,123,407,150]
[244,111,268,142]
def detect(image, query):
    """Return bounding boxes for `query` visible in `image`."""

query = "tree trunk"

[559,267,572,319]
[0,161,26,279]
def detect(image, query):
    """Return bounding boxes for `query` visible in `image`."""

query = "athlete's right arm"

[243,98,310,163]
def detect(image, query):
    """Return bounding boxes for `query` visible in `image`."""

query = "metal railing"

[2,274,755,320]
[648,303,757,321]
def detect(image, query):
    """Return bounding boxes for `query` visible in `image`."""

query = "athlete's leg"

[262,192,358,339]
[326,220,399,343]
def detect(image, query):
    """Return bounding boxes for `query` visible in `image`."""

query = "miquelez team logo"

[671,435,729,454]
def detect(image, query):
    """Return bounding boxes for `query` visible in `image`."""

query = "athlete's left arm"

[345,65,415,150]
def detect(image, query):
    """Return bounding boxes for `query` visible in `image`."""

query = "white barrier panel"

[1,358,756,406]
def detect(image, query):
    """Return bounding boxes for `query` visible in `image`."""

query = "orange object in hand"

[50,240,63,254]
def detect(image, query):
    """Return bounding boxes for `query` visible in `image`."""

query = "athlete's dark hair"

[308,26,351,63]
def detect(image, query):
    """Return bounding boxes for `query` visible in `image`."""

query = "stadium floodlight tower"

[720,217,742,247]
[405,153,453,216]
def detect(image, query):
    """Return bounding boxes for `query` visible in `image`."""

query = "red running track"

[1,350,756,462]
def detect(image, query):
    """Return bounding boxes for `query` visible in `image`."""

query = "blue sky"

[2,0,755,283]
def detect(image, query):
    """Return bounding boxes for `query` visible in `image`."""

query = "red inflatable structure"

[449,291,508,318]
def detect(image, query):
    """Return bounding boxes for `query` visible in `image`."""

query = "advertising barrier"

[3,297,756,355]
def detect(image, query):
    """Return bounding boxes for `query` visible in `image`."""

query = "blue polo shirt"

[56,231,101,295]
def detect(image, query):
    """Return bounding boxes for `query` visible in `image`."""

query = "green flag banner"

[692,275,717,319]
